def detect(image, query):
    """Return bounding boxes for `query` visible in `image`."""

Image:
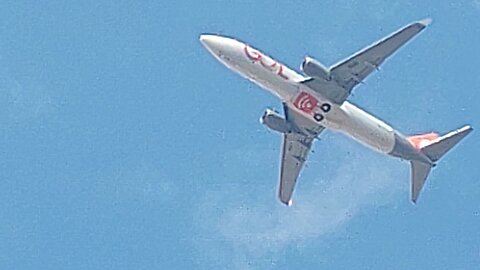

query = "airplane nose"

[200,34,242,62]
[199,34,222,51]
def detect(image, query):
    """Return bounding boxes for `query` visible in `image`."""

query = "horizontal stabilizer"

[421,125,473,162]
[411,161,432,203]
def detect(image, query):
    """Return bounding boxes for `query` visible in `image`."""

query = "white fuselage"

[200,35,397,154]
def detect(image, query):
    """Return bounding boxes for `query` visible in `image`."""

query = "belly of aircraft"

[288,95,396,154]
[327,102,396,153]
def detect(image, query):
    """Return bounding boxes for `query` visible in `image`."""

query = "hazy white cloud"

[194,141,406,269]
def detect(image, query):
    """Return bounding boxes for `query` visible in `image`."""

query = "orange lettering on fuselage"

[244,45,288,80]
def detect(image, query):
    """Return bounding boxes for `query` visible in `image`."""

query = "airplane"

[199,18,473,206]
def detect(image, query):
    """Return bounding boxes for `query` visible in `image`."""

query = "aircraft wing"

[278,105,325,205]
[305,19,431,104]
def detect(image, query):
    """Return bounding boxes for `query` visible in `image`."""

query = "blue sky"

[0,1,478,269]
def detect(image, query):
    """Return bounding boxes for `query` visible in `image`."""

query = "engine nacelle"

[301,56,331,81]
[260,109,290,133]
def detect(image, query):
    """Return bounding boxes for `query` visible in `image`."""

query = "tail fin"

[409,125,473,203]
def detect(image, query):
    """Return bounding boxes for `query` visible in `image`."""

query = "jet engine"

[301,56,331,81]
[260,109,290,133]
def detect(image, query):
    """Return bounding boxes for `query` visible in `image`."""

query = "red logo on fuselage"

[294,92,318,113]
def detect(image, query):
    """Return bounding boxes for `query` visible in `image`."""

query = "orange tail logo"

[407,132,439,149]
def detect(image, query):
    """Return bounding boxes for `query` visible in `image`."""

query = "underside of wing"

[329,18,431,92]
[301,19,431,104]
[278,105,324,205]
[279,132,314,205]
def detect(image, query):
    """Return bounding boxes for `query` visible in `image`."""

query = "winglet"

[418,18,432,27]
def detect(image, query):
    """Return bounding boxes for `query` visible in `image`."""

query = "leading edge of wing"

[330,18,431,72]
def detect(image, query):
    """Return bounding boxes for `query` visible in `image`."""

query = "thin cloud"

[194,141,406,269]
